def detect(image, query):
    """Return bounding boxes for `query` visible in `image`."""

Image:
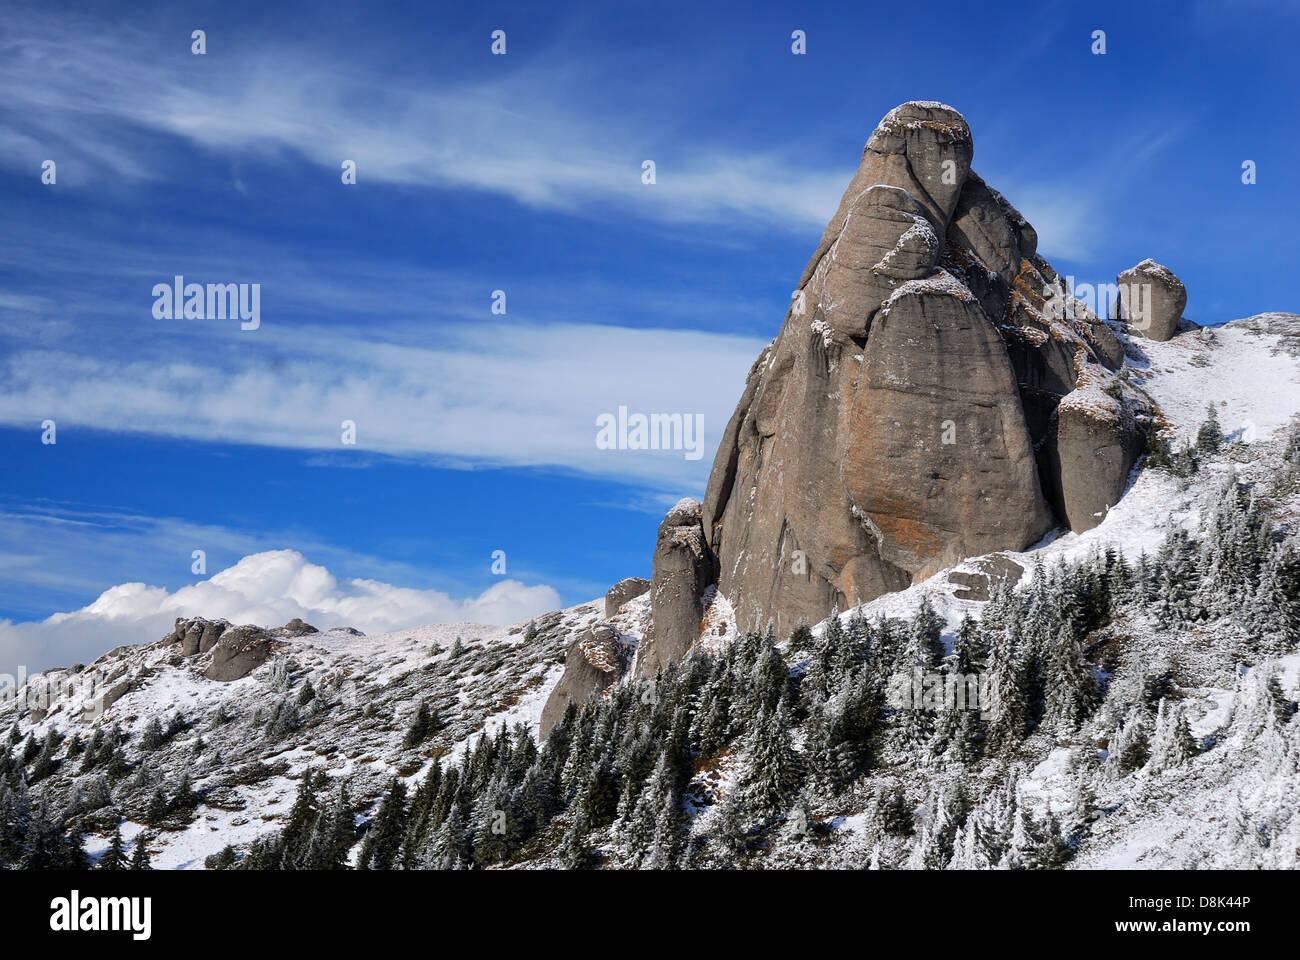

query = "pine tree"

[1150,699,1198,771]
[210,845,237,870]
[424,800,470,869]
[98,827,127,870]
[877,783,913,837]
[1043,628,1101,734]
[556,795,594,870]
[470,777,520,866]
[402,700,441,749]
[170,771,198,820]
[129,833,152,870]
[619,751,677,868]
[734,698,798,819]
[281,770,322,866]
[30,729,59,782]
[984,629,1030,754]
[145,788,168,826]
[357,778,407,870]
[139,717,165,751]
[1116,716,1151,774]
[908,598,946,668]
[1196,402,1223,455]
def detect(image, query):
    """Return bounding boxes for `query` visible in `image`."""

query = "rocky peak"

[541,101,1177,723]
[696,101,1158,639]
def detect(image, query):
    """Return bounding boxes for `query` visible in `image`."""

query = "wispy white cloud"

[0,548,560,673]
[0,14,847,228]
[0,321,765,489]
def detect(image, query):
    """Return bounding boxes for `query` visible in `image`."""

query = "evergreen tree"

[139,716,165,751]
[145,788,168,826]
[619,751,677,868]
[1116,716,1151,774]
[129,833,152,870]
[30,729,59,782]
[98,827,127,870]
[170,771,198,820]
[357,778,407,870]
[210,845,237,870]
[877,783,913,837]
[1150,699,1198,771]
[1043,628,1101,734]
[281,770,322,867]
[402,700,441,749]
[1196,402,1223,455]
[734,699,798,819]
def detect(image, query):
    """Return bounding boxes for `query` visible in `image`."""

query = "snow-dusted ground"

[2,608,603,868]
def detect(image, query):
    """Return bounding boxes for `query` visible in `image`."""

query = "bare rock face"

[634,499,718,678]
[699,101,1154,638]
[204,625,280,682]
[604,577,650,619]
[1117,259,1187,342]
[166,617,230,657]
[538,622,631,738]
[1043,378,1146,532]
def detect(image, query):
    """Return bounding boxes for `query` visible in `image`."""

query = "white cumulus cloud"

[0,550,561,673]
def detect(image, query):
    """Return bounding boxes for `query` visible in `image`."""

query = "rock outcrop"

[203,625,280,682]
[698,101,1154,638]
[541,101,1163,724]
[165,616,285,682]
[1043,375,1146,531]
[1116,259,1186,342]
[604,577,650,619]
[539,622,631,737]
[634,498,718,678]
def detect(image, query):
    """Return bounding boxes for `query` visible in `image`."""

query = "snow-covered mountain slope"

[0,605,603,868]
[1,313,1297,871]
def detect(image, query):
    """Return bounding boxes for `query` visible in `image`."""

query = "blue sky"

[1,0,1297,668]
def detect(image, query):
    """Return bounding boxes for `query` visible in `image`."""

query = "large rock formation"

[1116,258,1186,342]
[700,101,1154,637]
[539,622,631,737]
[604,577,650,618]
[634,498,718,678]
[163,616,296,682]
[540,101,1161,726]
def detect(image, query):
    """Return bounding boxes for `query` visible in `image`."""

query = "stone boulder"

[167,617,229,656]
[280,618,319,636]
[538,622,630,738]
[203,625,280,682]
[604,577,651,619]
[635,499,718,677]
[1116,259,1186,341]
[1044,379,1146,532]
[948,554,1026,602]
